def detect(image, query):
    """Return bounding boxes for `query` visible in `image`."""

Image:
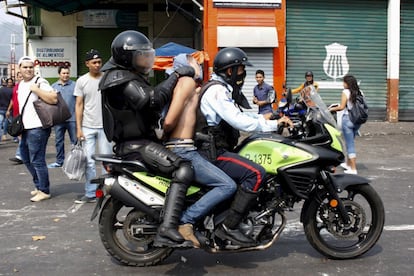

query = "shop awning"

[18,0,103,15]
[153,42,209,71]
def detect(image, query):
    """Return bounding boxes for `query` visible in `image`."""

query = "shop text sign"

[28,37,77,78]
[213,0,282,8]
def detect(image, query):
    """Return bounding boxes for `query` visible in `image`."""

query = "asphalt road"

[0,122,413,276]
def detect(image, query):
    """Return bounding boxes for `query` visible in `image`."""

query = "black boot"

[216,187,257,247]
[154,183,193,248]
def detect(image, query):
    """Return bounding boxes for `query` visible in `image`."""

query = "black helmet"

[105,30,155,74]
[305,71,314,77]
[213,47,252,73]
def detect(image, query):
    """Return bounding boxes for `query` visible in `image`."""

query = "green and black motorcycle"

[90,86,385,266]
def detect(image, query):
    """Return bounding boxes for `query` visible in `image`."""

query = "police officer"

[196,47,292,247]
[99,30,195,248]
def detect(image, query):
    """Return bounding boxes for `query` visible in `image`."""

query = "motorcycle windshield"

[301,85,338,128]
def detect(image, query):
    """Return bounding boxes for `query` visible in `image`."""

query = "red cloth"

[12,83,19,116]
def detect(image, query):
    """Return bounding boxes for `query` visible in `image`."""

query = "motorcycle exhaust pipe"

[110,182,160,220]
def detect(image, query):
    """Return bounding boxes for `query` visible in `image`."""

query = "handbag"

[7,91,32,137]
[62,141,87,181]
[348,93,368,125]
[33,92,71,128]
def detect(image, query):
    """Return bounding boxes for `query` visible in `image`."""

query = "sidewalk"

[359,121,413,136]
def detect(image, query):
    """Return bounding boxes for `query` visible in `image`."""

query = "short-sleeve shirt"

[253,81,273,115]
[73,73,104,128]
[18,76,54,129]
[52,79,76,122]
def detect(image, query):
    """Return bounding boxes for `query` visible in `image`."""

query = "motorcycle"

[90,85,385,266]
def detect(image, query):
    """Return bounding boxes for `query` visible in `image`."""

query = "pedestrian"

[0,78,13,142]
[74,49,113,204]
[7,72,23,164]
[17,56,58,202]
[329,74,362,174]
[292,71,319,94]
[99,30,196,247]
[47,66,77,168]
[252,69,275,119]
[163,53,237,248]
[197,47,292,246]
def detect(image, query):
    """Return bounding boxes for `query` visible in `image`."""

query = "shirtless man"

[162,54,237,247]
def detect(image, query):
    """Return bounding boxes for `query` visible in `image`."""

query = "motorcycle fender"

[90,196,105,221]
[328,173,371,192]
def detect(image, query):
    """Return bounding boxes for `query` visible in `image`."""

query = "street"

[0,122,413,276]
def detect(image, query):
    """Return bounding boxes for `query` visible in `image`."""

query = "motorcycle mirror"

[286,88,293,104]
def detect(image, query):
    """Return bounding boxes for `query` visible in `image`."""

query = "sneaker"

[344,169,358,175]
[178,224,201,248]
[31,189,39,196]
[74,196,96,204]
[48,162,63,168]
[9,157,23,164]
[30,191,51,202]
[340,163,351,170]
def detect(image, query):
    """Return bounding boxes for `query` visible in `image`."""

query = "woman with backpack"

[329,74,364,175]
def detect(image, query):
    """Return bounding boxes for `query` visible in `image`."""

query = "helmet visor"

[133,48,155,74]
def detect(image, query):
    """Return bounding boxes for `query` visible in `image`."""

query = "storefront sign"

[213,0,282,8]
[28,37,77,78]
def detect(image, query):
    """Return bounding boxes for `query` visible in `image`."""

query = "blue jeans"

[20,127,52,194]
[342,113,361,158]
[54,121,77,164]
[0,111,6,137]
[82,127,113,198]
[171,147,237,225]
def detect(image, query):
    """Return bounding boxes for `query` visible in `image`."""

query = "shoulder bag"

[33,91,71,129]
[7,91,32,137]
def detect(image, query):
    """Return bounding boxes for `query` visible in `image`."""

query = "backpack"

[348,92,368,125]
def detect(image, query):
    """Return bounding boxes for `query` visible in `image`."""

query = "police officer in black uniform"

[99,30,195,248]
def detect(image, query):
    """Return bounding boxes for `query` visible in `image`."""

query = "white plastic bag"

[62,141,87,181]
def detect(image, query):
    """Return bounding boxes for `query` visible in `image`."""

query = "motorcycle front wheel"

[99,198,173,266]
[303,183,385,259]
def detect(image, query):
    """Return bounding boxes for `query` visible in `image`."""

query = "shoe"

[30,191,51,202]
[340,163,351,170]
[48,162,63,168]
[1,135,10,141]
[13,138,19,143]
[344,169,358,175]
[9,157,23,164]
[178,224,201,248]
[74,196,96,204]
[215,224,256,247]
[31,189,39,196]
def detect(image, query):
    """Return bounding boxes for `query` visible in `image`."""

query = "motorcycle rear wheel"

[99,198,173,266]
[303,184,385,259]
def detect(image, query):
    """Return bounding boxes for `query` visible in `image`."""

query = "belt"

[165,139,195,149]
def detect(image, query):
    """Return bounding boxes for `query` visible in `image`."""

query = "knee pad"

[172,161,194,186]
[140,142,178,175]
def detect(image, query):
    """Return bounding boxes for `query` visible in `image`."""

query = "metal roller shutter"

[286,0,387,120]
[399,0,414,121]
[240,48,274,114]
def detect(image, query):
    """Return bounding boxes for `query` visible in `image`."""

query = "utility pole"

[10,33,16,80]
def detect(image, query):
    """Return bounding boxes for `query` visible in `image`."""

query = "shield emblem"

[323,43,349,81]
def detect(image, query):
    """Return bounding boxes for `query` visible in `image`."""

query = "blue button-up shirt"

[51,79,76,122]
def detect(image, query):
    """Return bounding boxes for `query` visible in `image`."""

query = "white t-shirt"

[73,72,104,128]
[18,76,54,129]
[342,88,353,115]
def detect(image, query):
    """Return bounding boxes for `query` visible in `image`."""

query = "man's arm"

[75,96,84,139]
